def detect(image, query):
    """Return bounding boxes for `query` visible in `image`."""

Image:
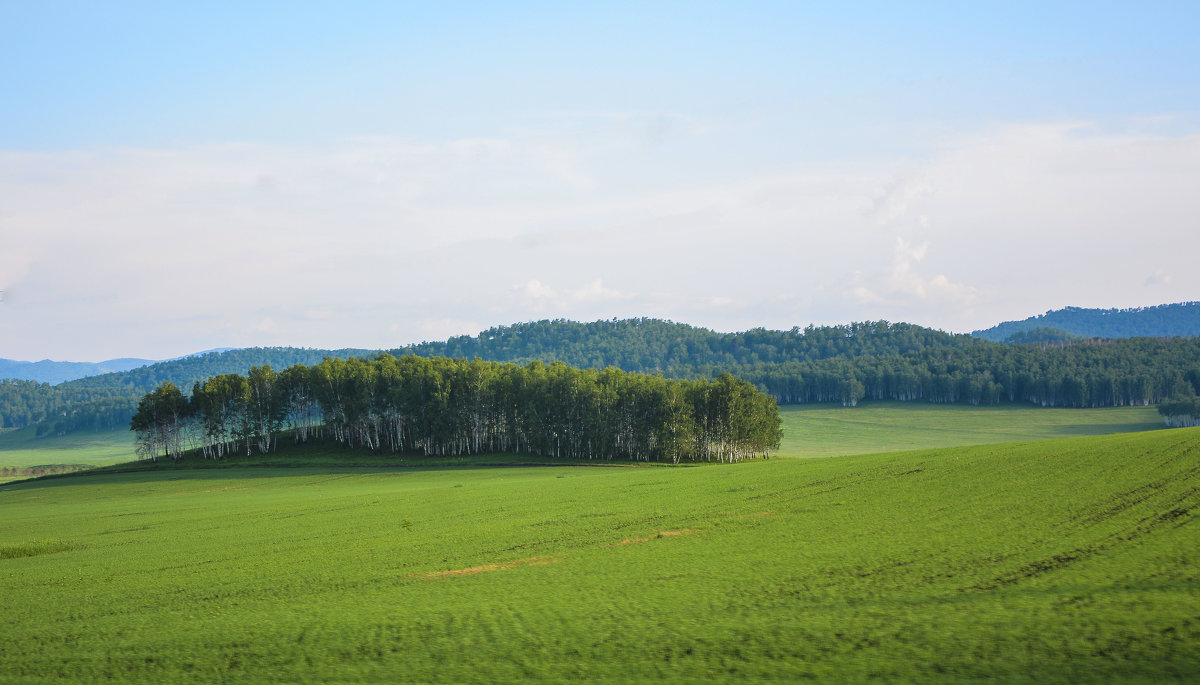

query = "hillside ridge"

[6,317,1200,436]
[973,301,1200,341]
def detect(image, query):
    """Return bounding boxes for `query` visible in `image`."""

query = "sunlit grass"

[777,401,1162,457]
[1,427,1196,682]
[0,427,135,482]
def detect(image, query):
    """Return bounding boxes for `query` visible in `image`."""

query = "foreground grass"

[778,401,1163,457]
[1,428,1197,682]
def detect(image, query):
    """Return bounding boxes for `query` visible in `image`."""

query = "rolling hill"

[5,317,1200,435]
[973,301,1200,342]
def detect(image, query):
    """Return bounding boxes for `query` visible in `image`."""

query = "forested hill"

[393,319,972,374]
[62,347,376,395]
[973,302,1200,342]
[5,318,1200,436]
[394,318,1200,407]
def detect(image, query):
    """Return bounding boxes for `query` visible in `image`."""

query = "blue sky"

[2,1,1198,360]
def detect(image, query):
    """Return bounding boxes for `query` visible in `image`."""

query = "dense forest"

[131,355,782,464]
[400,319,1200,407]
[1001,328,1085,345]
[973,302,1200,342]
[6,318,1200,436]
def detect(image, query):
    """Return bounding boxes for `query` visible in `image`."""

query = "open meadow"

[0,427,135,483]
[777,401,1163,457]
[1,426,1197,682]
[0,403,1166,482]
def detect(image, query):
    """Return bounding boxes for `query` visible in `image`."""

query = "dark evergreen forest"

[5,318,1200,435]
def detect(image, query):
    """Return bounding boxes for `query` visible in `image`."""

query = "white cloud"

[513,280,559,313]
[410,317,483,343]
[571,279,624,303]
[1,119,1198,359]
[870,174,934,226]
[511,278,627,314]
[1145,271,1174,287]
[848,237,976,308]
[251,317,282,334]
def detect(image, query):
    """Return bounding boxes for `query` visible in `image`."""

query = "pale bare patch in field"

[612,529,698,546]
[740,510,776,519]
[414,555,560,580]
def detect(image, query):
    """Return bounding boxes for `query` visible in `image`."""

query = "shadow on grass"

[0,440,701,489]
[1053,422,1162,436]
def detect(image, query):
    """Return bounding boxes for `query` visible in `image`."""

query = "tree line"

[131,355,783,465]
[404,319,1200,408]
[8,319,1200,434]
[734,337,1200,407]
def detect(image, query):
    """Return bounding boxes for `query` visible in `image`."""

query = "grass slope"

[1,428,1197,682]
[778,402,1163,457]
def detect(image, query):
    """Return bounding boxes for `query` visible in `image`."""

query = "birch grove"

[131,355,783,464]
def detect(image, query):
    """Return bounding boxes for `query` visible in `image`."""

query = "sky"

[2,1,1198,361]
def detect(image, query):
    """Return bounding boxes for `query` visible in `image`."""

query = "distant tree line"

[131,355,783,464]
[734,337,1200,408]
[6,319,1200,434]
[403,319,1200,408]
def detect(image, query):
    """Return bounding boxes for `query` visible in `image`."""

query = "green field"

[0,427,135,482]
[1,427,1197,682]
[0,403,1166,480]
[778,402,1164,457]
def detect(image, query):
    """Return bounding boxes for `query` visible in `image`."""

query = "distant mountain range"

[972,302,1200,342]
[0,357,156,385]
[0,348,237,384]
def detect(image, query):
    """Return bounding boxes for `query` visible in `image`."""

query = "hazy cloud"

[1145,271,1174,287]
[511,278,627,314]
[870,175,934,226]
[409,317,483,343]
[1,120,1198,359]
[849,237,977,308]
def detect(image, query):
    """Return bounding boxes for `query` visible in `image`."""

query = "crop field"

[778,401,1163,457]
[1,427,1197,682]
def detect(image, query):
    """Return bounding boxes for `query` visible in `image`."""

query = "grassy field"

[0,427,135,482]
[778,401,1163,457]
[1,427,1197,682]
[0,403,1165,480]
